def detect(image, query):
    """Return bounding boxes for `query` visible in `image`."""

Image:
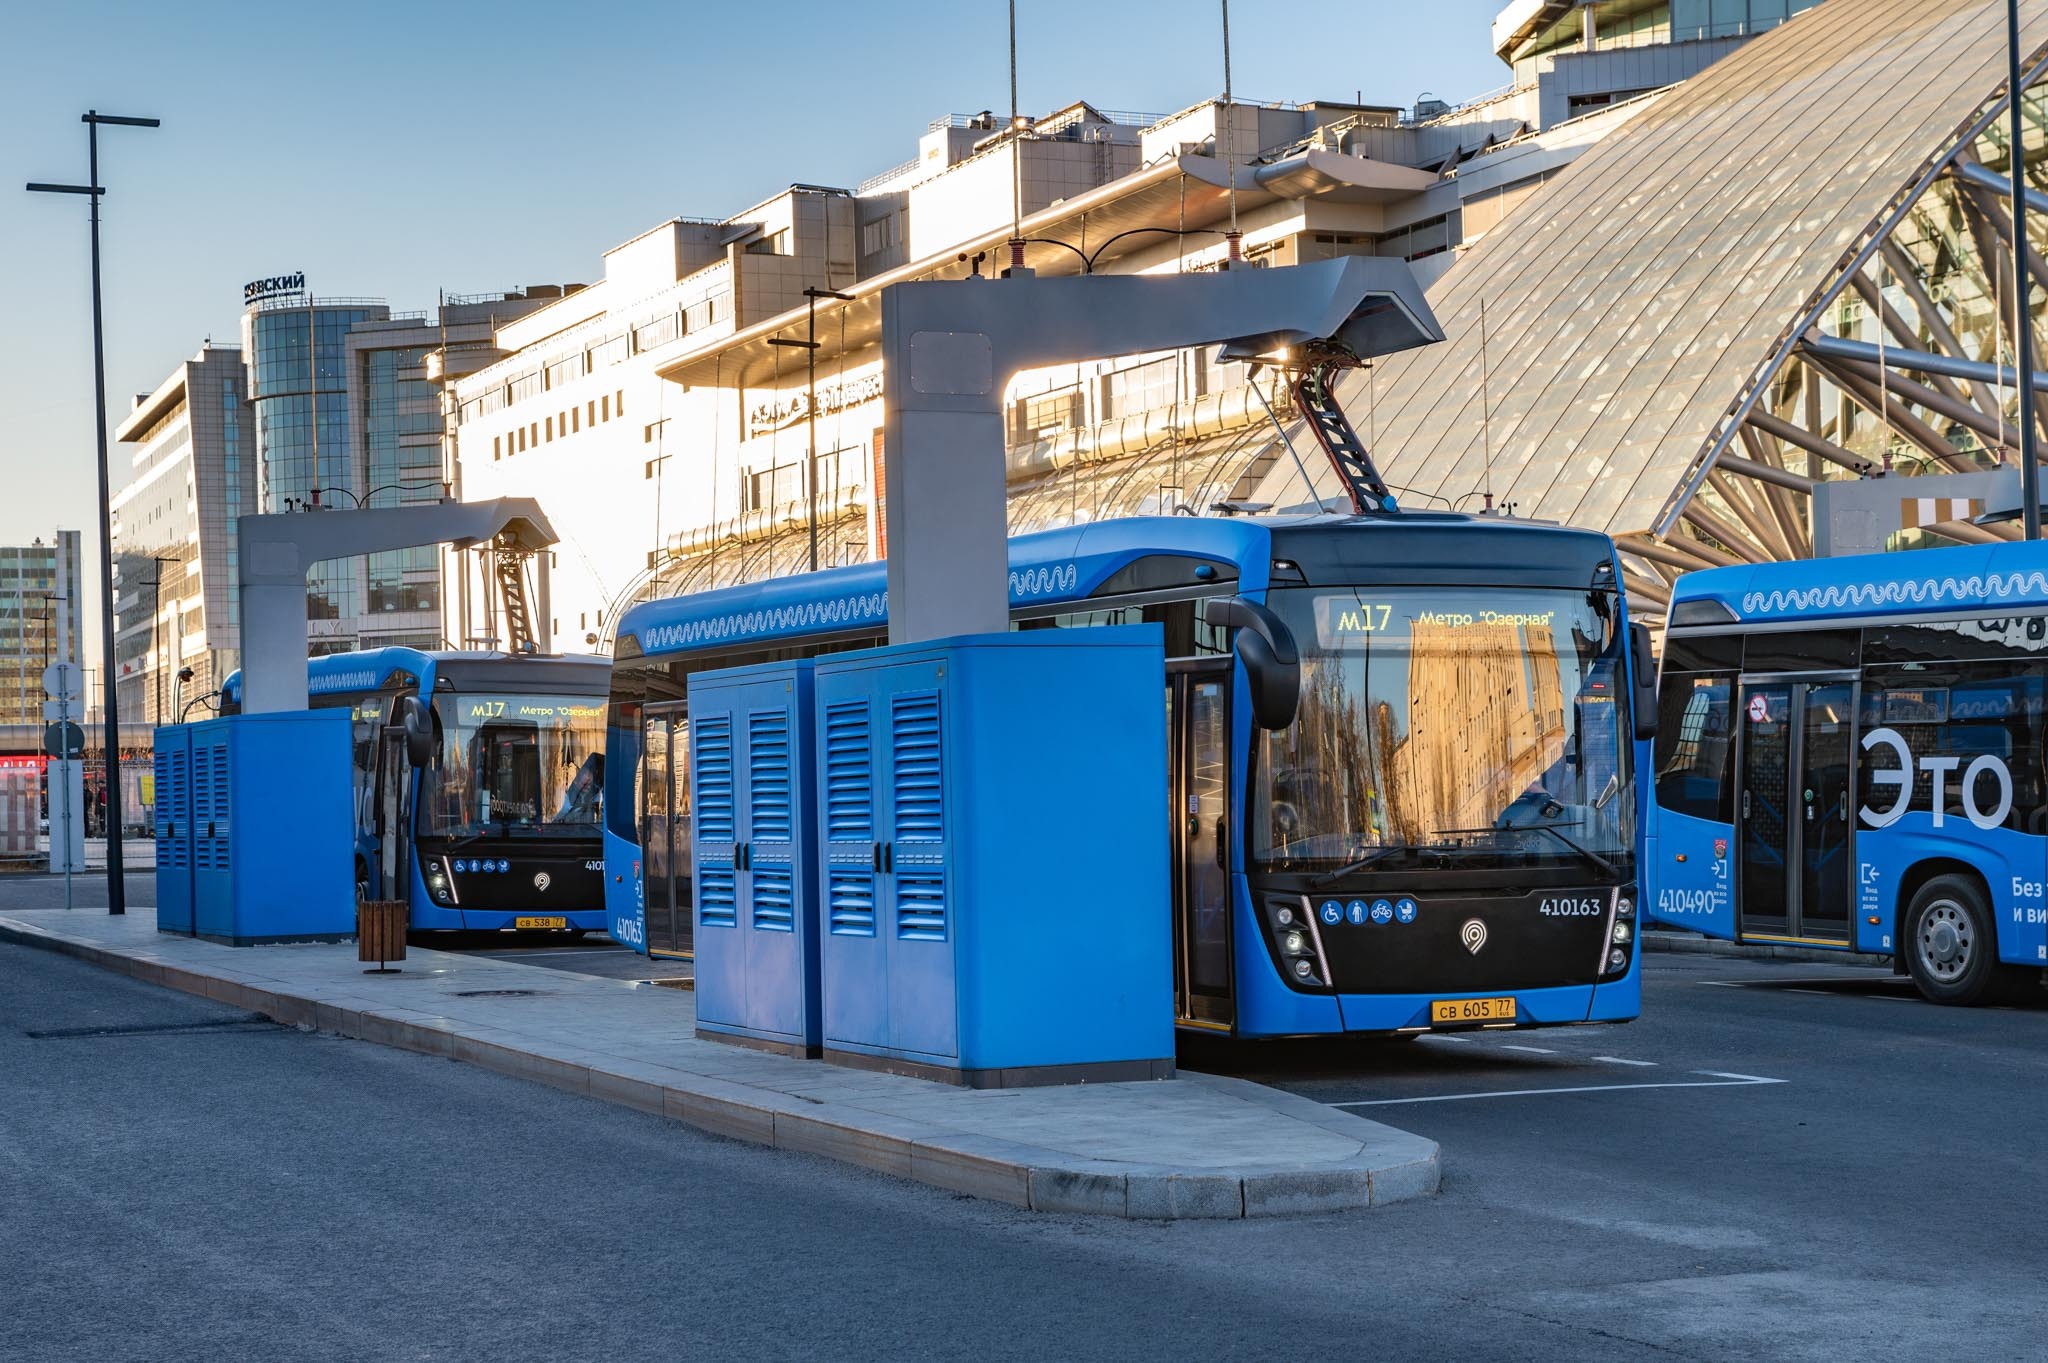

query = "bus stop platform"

[0,906,1439,1220]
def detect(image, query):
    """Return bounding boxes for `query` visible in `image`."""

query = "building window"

[509,370,543,403]
[746,229,791,255]
[1014,383,1084,442]
[587,400,596,426]
[1103,358,1179,421]
[546,416,554,442]
[601,395,610,422]
[616,390,625,417]
[742,446,864,513]
[634,313,680,352]
[545,354,582,389]
[493,435,501,460]
[571,407,579,433]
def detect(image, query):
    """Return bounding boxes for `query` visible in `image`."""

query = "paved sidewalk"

[0,906,1438,1220]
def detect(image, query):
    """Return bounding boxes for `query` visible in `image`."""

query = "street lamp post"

[149,554,176,725]
[2009,0,2041,540]
[28,109,161,914]
[768,286,855,571]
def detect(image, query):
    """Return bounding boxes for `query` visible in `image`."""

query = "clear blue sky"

[0,0,1511,655]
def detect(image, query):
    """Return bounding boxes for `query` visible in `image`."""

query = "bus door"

[1736,676,1854,943]
[642,702,692,957]
[1169,662,1235,1028]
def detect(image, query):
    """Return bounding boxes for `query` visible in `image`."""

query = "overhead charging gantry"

[235,498,559,715]
[875,253,1441,644]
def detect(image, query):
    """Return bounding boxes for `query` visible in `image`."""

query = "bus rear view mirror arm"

[1629,621,1659,743]
[1202,597,1301,732]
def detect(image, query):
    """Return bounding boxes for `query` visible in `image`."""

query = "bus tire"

[1902,875,2018,1006]
[355,859,370,905]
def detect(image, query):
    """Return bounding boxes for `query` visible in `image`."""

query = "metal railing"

[856,158,922,194]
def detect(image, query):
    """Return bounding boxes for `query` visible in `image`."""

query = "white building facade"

[444,10,1805,645]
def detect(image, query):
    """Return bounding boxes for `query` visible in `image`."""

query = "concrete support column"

[882,406,1010,645]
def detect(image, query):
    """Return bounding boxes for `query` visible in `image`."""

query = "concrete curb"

[1644,929,1892,969]
[0,917,1439,1220]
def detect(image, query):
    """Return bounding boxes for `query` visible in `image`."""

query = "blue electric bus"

[603,513,1656,1039]
[1648,541,2048,1004]
[222,648,610,933]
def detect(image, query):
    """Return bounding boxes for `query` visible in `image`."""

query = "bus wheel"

[355,860,370,904]
[1903,876,2016,1006]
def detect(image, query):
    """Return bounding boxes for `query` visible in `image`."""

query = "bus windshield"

[419,693,608,839]
[1253,586,1633,872]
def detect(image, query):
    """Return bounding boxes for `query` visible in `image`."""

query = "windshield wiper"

[1437,821,1619,880]
[1310,843,1416,887]
[438,823,499,851]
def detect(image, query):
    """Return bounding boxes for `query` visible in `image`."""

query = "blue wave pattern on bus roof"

[1671,541,2048,626]
[1741,571,2048,617]
[1009,564,1079,597]
[308,671,381,694]
[640,592,890,653]
[634,565,1081,651]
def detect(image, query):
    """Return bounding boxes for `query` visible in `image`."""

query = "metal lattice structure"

[1242,0,2048,617]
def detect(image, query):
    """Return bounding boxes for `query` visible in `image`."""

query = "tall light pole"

[2010,0,2041,540]
[28,109,160,914]
[769,285,855,571]
[149,553,176,725]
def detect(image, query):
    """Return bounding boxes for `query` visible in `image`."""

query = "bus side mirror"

[1203,596,1301,732]
[1630,621,1659,743]
[399,696,435,768]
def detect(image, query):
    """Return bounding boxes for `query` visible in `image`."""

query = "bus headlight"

[1607,948,1628,973]
[1612,921,1632,945]
[1615,896,1635,918]
[1266,897,1328,989]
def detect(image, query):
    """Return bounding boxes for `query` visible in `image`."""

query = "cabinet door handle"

[872,841,883,872]
[882,842,893,873]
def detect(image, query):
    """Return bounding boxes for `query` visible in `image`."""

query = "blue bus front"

[1647,545,2048,1003]
[1222,520,1647,1037]
[404,667,610,934]
[229,649,612,934]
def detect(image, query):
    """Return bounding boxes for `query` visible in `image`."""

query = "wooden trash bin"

[357,900,409,973]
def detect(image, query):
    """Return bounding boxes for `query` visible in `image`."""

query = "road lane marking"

[1593,1056,1656,1067]
[1330,1071,1786,1107]
[1499,1044,1555,1055]
[1693,1071,1783,1082]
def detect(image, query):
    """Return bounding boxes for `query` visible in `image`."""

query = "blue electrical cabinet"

[153,725,194,934]
[813,628,1174,1087]
[171,710,357,946]
[688,661,822,1056]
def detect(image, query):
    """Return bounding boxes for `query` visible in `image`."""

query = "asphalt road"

[5,941,2044,1361]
